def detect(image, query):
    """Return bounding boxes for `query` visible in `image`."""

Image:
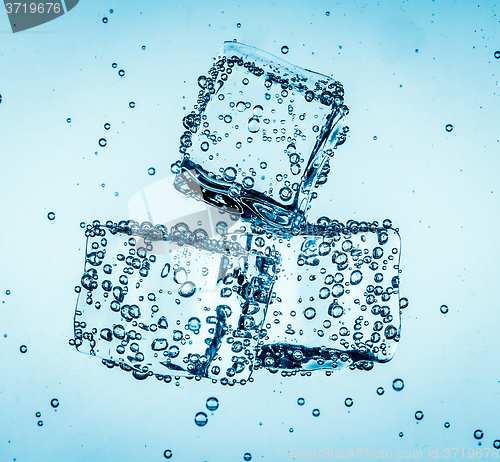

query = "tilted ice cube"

[174,41,349,233]
[73,220,277,384]
[249,219,402,373]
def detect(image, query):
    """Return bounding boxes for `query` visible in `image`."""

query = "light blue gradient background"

[1,1,499,461]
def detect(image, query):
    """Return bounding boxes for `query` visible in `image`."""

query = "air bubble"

[20,345,27,353]
[102,17,108,23]
[200,141,209,151]
[312,408,320,417]
[344,398,353,407]
[118,69,125,77]
[474,430,484,440]
[178,281,196,298]
[47,212,55,221]
[445,124,453,132]
[50,398,59,408]
[237,23,241,28]
[304,307,316,320]
[148,167,156,176]
[164,449,173,459]
[236,101,246,112]
[392,378,404,391]
[260,162,267,169]
[194,412,208,427]
[494,440,500,449]
[281,46,289,54]
[142,45,146,50]
[104,123,110,130]
[440,304,448,314]
[129,101,135,108]
[253,105,263,117]
[206,397,219,411]
[242,176,255,189]
[415,410,424,421]
[495,51,500,59]
[243,454,252,461]
[224,115,233,123]
[248,117,260,133]
[67,118,71,123]
[99,138,107,147]
[376,387,384,396]
[297,397,305,406]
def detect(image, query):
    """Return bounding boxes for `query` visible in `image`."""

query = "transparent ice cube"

[248,219,402,373]
[73,220,277,383]
[174,41,349,233]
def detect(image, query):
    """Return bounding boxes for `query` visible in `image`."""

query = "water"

[2,3,500,461]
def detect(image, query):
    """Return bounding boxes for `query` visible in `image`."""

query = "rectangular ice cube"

[174,41,349,233]
[73,220,277,384]
[247,220,402,373]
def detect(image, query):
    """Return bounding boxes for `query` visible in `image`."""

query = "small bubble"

[392,378,404,391]
[37,420,43,427]
[20,345,27,353]
[444,422,450,428]
[129,101,135,108]
[35,412,41,418]
[200,141,209,152]
[237,23,241,28]
[289,428,294,433]
[194,412,208,427]
[297,397,305,406]
[102,17,108,23]
[114,192,119,196]
[376,387,384,396]
[243,453,252,461]
[260,161,267,169]
[142,45,146,50]
[281,45,289,54]
[474,429,484,440]
[399,432,404,437]
[148,167,156,176]
[67,118,71,123]
[415,48,419,53]
[312,408,320,417]
[440,304,449,314]
[80,222,85,228]
[99,138,107,147]
[206,397,219,411]
[494,440,500,449]
[163,449,173,459]
[104,123,111,130]
[445,124,453,132]
[47,212,55,221]
[50,398,59,408]
[6,290,10,295]
[494,51,500,59]
[109,9,113,13]
[304,307,316,320]
[415,410,424,421]
[326,11,330,16]
[344,398,353,407]
[373,136,377,140]
[118,69,125,77]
